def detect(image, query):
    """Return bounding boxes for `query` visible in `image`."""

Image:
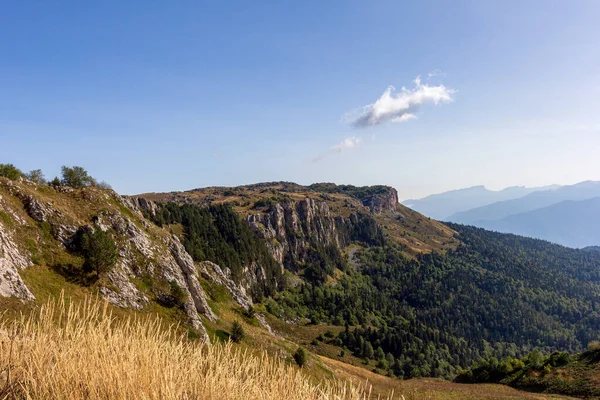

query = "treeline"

[0,163,110,189]
[455,343,600,397]
[309,183,393,203]
[148,202,284,300]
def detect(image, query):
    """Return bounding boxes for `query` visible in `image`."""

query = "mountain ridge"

[472,196,600,248]
[402,184,559,220]
[449,180,600,224]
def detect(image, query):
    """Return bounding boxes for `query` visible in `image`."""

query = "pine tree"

[293,347,306,367]
[230,320,245,343]
[364,342,374,359]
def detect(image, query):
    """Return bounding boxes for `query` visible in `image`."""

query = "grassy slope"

[1,296,375,400]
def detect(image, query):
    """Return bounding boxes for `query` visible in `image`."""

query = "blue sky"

[2,1,599,199]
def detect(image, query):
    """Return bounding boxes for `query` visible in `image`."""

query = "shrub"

[588,340,600,352]
[97,181,112,190]
[26,169,46,184]
[50,176,61,187]
[0,163,23,180]
[230,320,245,343]
[376,359,388,370]
[527,349,544,369]
[265,298,282,318]
[61,165,97,188]
[245,305,256,319]
[549,351,570,367]
[170,280,187,308]
[73,228,118,282]
[293,347,306,367]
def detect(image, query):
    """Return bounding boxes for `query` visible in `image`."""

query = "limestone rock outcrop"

[246,199,340,267]
[200,260,274,335]
[0,181,217,343]
[0,224,34,300]
[360,187,399,214]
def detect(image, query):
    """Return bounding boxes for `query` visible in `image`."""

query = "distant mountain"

[402,184,557,220]
[475,197,600,248]
[583,245,600,253]
[449,181,600,224]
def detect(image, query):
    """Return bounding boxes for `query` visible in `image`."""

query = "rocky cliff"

[0,178,252,343]
[246,198,342,267]
[139,182,457,271]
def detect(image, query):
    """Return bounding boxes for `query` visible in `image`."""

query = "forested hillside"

[268,225,600,379]
[142,190,600,381]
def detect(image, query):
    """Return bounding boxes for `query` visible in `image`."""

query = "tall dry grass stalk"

[0,296,390,400]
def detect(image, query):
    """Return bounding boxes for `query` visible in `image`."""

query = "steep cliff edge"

[139,182,458,269]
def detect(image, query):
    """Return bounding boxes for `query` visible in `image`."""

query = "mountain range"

[402,184,558,220]
[3,165,600,399]
[403,181,600,248]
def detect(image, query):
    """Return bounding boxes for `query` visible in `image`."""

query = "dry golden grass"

[0,296,390,400]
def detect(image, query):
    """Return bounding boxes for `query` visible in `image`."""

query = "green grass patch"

[19,264,90,302]
[215,329,231,342]
[0,210,13,226]
[200,279,232,303]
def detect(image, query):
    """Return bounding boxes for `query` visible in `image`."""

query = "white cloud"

[312,136,362,162]
[332,136,361,152]
[346,76,455,128]
[427,69,446,79]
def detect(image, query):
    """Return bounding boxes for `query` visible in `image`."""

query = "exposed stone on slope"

[169,237,217,323]
[97,210,215,341]
[83,204,217,342]
[0,181,217,342]
[247,199,339,267]
[0,226,34,300]
[20,194,78,245]
[0,193,35,300]
[360,187,399,214]
[122,196,158,217]
[199,261,252,310]
[199,260,275,335]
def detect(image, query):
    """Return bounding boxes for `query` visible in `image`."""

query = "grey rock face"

[247,199,340,268]
[361,188,399,214]
[200,261,253,310]
[122,196,158,217]
[0,183,216,343]
[199,260,275,335]
[169,237,217,323]
[0,225,34,300]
